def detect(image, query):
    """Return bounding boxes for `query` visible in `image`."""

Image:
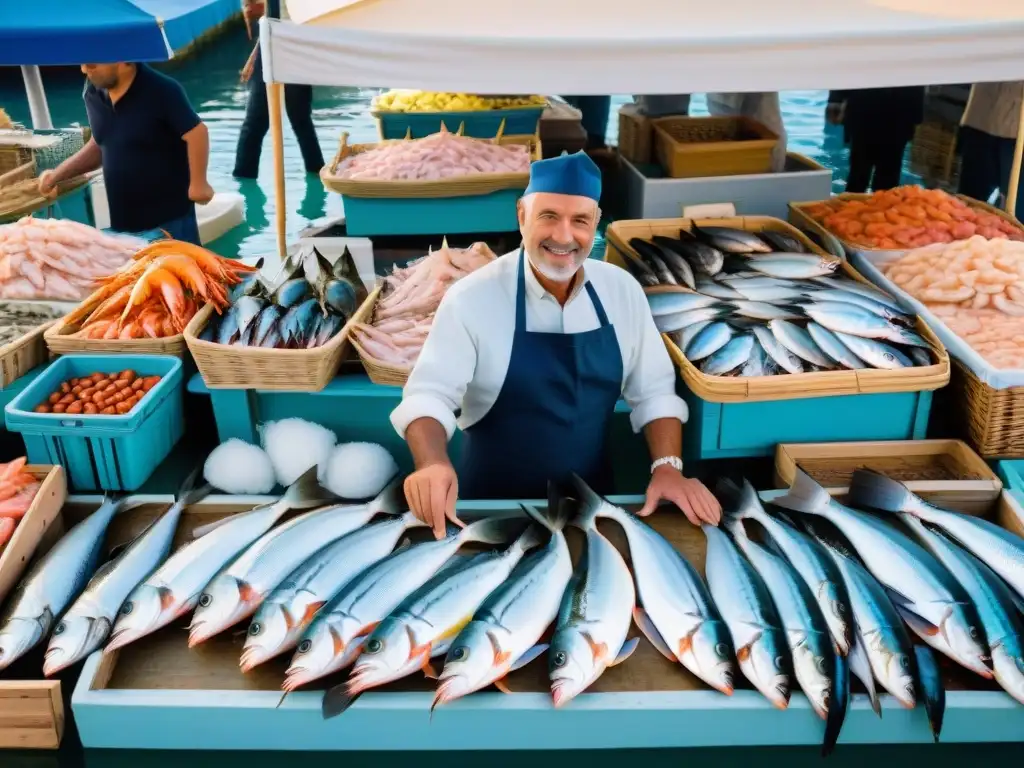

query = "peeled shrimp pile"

[884,236,1024,368]
[0,458,42,551]
[352,241,496,368]
[333,130,530,182]
[0,217,142,300]
[805,186,1024,250]
[69,239,256,340]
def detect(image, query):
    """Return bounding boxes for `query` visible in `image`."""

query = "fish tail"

[822,650,850,757]
[281,465,334,509]
[514,521,548,553]
[892,327,929,348]
[771,468,833,517]
[517,481,573,535]
[567,473,607,529]
[460,516,523,546]
[369,473,406,516]
[847,469,913,515]
[176,461,214,506]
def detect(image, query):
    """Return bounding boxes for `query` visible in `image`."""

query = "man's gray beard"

[525,244,593,284]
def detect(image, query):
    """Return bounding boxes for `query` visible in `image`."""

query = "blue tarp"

[0,0,239,66]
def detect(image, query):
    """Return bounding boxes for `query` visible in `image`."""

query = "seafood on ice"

[0,217,142,300]
[199,245,365,350]
[330,128,531,182]
[883,237,1024,369]
[0,302,64,346]
[67,240,256,340]
[0,458,43,550]
[351,240,496,369]
[803,187,1024,250]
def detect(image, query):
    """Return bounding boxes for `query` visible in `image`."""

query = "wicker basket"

[952,359,1024,458]
[320,127,540,199]
[651,116,778,179]
[0,302,69,388]
[910,121,961,188]
[346,285,414,387]
[184,303,355,391]
[604,216,951,403]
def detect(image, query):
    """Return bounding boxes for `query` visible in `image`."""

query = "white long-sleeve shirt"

[390,250,688,441]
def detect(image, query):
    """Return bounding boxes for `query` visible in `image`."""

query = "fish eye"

[198,594,213,608]
[774,655,786,671]
[715,642,730,658]
[248,623,262,637]
[883,353,894,361]
[450,647,468,661]
[365,638,383,654]
[815,657,827,674]
[120,601,133,616]
[833,600,846,615]
[552,651,567,668]
[297,640,312,654]
[969,626,980,640]
[898,654,910,670]
[53,623,66,636]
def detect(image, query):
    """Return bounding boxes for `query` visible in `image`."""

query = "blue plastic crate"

[341,189,522,237]
[374,108,544,140]
[4,355,184,492]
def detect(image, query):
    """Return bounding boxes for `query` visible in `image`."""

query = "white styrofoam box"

[196,192,245,245]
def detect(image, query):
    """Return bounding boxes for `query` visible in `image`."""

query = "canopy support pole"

[268,81,287,261]
[20,66,53,130]
[1008,93,1024,218]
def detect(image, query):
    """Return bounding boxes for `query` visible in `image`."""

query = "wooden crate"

[617,104,654,165]
[773,439,1001,515]
[0,465,66,605]
[652,116,778,179]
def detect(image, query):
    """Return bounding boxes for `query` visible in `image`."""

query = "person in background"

[827,87,925,193]
[233,0,324,179]
[38,63,213,244]
[957,82,1024,219]
[561,96,612,149]
[707,92,788,172]
[392,151,721,537]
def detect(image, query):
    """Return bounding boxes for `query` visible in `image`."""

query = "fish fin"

[329,625,347,656]
[493,678,513,694]
[406,625,433,663]
[396,537,413,551]
[300,601,326,628]
[735,631,763,663]
[771,468,832,516]
[678,632,693,657]
[848,634,881,718]
[611,637,640,667]
[914,644,945,743]
[157,586,176,612]
[322,684,360,720]
[895,604,940,638]
[847,469,914,514]
[460,516,523,546]
[237,580,260,606]
[822,650,850,757]
[486,630,512,668]
[282,465,335,509]
[175,460,211,506]
[508,644,548,672]
[368,474,406,516]
[632,606,678,662]
[422,660,439,680]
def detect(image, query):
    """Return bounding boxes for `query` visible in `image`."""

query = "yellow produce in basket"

[373,90,546,113]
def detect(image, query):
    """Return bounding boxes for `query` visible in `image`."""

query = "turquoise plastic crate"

[5,355,184,492]
[997,460,1024,493]
[681,387,934,460]
[341,189,522,237]
[374,107,544,140]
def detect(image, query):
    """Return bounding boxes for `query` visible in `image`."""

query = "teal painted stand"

[187,373,651,494]
[341,190,523,237]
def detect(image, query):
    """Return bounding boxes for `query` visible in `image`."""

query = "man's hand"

[189,179,215,205]
[638,465,721,526]
[37,170,59,199]
[404,462,462,539]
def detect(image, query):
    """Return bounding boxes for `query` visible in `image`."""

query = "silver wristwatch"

[651,456,683,473]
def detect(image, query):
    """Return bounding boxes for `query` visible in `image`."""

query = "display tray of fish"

[198,244,366,351]
[620,225,938,378]
[0,301,65,347]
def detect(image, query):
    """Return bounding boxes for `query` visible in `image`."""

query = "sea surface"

[0,27,921,260]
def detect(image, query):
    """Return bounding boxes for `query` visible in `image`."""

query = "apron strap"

[584,281,611,327]
[516,248,611,328]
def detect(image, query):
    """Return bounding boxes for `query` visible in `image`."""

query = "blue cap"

[524,151,601,202]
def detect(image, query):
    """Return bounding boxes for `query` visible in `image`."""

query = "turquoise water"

[0,27,919,260]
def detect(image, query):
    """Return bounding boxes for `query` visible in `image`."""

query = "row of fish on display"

[0,465,1020,747]
[622,225,934,376]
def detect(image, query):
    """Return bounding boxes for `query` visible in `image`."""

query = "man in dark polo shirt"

[38,62,213,244]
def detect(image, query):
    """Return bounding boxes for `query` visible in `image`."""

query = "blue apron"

[458,249,624,500]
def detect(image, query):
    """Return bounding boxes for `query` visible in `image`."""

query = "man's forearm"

[52,139,102,183]
[406,417,452,470]
[642,418,683,463]
[183,123,210,183]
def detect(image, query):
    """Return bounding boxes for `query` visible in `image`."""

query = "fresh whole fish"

[0,495,126,672]
[805,301,928,348]
[811,276,905,313]
[227,257,267,302]
[652,235,725,277]
[913,644,946,742]
[739,339,772,378]
[325,522,544,718]
[630,240,679,287]
[650,243,697,289]
[622,255,660,287]
[692,224,773,254]
[646,290,719,316]
[703,523,791,708]
[831,332,912,369]
[234,295,265,336]
[719,479,853,656]
[725,516,834,721]
[806,323,867,370]
[44,472,211,676]
[726,253,838,280]
[900,514,1024,704]
[655,306,729,335]
[677,319,713,353]
[729,300,803,321]
[810,288,912,325]
[849,469,1024,603]
[685,321,733,361]
[811,529,917,708]
[571,475,734,694]
[702,334,755,376]
[759,231,808,254]
[908,347,933,367]
[696,277,743,300]
[433,496,573,710]
[105,467,332,654]
[773,469,990,677]
[190,478,405,647]
[752,325,804,374]
[251,305,284,348]
[285,516,518,697]
[214,306,240,345]
[769,319,834,368]
[548,489,637,707]
[273,277,311,309]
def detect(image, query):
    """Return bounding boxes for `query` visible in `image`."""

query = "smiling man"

[391,151,721,537]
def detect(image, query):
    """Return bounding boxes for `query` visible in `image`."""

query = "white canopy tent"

[258,0,1024,257]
